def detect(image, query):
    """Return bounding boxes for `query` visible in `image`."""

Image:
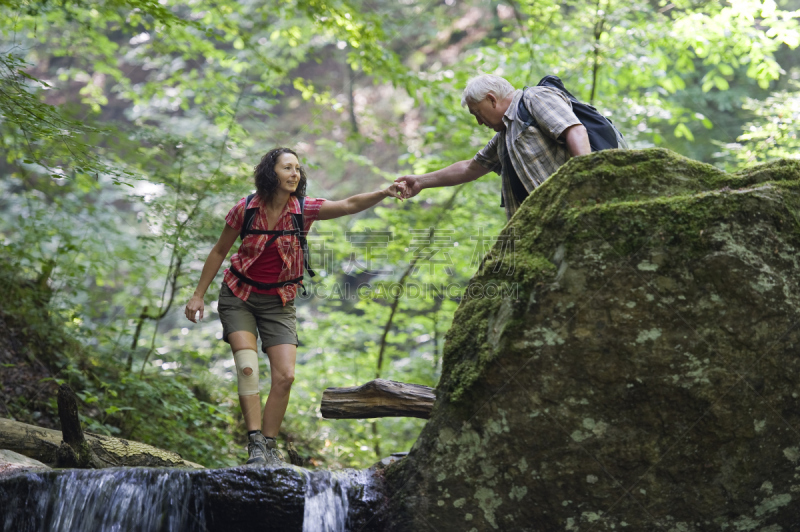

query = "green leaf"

[674,123,695,141]
[718,64,734,76]
[713,77,729,91]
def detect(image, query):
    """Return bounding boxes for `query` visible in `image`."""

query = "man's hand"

[394,175,422,199]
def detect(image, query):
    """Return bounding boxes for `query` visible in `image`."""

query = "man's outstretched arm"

[395,159,490,199]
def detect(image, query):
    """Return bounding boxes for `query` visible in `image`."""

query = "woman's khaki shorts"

[217,283,298,351]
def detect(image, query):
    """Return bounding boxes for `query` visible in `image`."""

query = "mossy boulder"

[386,149,800,530]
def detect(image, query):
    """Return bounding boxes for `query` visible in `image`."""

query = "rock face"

[386,149,800,530]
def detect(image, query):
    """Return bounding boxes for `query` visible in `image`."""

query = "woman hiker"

[184,147,405,465]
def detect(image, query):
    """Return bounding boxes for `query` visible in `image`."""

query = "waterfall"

[1,468,202,532]
[0,463,384,531]
[302,470,350,532]
[302,469,380,532]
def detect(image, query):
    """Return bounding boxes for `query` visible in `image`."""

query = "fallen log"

[321,379,435,419]
[0,417,203,469]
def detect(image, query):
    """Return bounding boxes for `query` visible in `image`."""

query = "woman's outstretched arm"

[185,223,240,323]
[317,182,405,221]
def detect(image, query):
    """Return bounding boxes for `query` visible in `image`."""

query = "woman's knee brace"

[233,349,260,396]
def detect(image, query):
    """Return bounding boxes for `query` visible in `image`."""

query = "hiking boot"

[246,433,285,466]
[246,433,269,465]
[263,436,286,464]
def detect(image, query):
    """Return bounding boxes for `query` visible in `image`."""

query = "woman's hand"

[383,181,406,200]
[185,295,205,323]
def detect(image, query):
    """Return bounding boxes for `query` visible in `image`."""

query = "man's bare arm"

[395,159,490,198]
[562,124,591,157]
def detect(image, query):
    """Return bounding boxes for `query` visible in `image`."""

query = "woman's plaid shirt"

[473,87,582,220]
[223,194,325,305]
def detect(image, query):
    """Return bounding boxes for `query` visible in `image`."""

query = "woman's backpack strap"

[240,193,258,241]
[290,196,316,278]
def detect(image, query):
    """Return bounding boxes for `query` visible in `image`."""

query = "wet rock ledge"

[0,463,389,532]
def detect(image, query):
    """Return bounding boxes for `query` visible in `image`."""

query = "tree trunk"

[55,384,92,467]
[320,379,435,419]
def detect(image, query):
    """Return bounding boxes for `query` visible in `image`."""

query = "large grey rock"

[386,149,800,530]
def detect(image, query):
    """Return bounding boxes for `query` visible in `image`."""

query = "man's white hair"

[461,75,516,107]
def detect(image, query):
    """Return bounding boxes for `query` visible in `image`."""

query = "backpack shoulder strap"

[537,75,580,102]
[290,196,316,278]
[517,87,537,129]
[290,196,305,235]
[240,193,258,241]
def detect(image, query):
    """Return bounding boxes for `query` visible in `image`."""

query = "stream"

[0,464,385,531]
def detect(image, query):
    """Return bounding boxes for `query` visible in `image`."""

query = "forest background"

[1,0,798,469]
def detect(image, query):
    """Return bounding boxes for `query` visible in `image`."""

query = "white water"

[302,470,371,532]
[2,468,199,532]
[49,469,195,531]
[2,464,377,532]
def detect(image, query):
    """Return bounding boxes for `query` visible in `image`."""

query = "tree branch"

[590,0,608,104]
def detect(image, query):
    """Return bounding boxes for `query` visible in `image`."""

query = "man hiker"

[395,74,626,219]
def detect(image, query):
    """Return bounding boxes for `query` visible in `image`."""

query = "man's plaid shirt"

[474,87,582,220]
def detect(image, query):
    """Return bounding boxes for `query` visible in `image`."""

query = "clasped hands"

[382,176,423,201]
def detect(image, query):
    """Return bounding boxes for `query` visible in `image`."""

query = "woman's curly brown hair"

[253,147,308,202]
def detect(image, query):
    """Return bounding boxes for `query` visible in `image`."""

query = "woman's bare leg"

[261,343,297,438]
[228,331,261,432]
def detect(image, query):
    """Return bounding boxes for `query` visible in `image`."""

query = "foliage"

[1,0,799,470]
[724,78,800,165]
[0,256,238,466]
[402,0,800,163]
[0,53,122,181]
